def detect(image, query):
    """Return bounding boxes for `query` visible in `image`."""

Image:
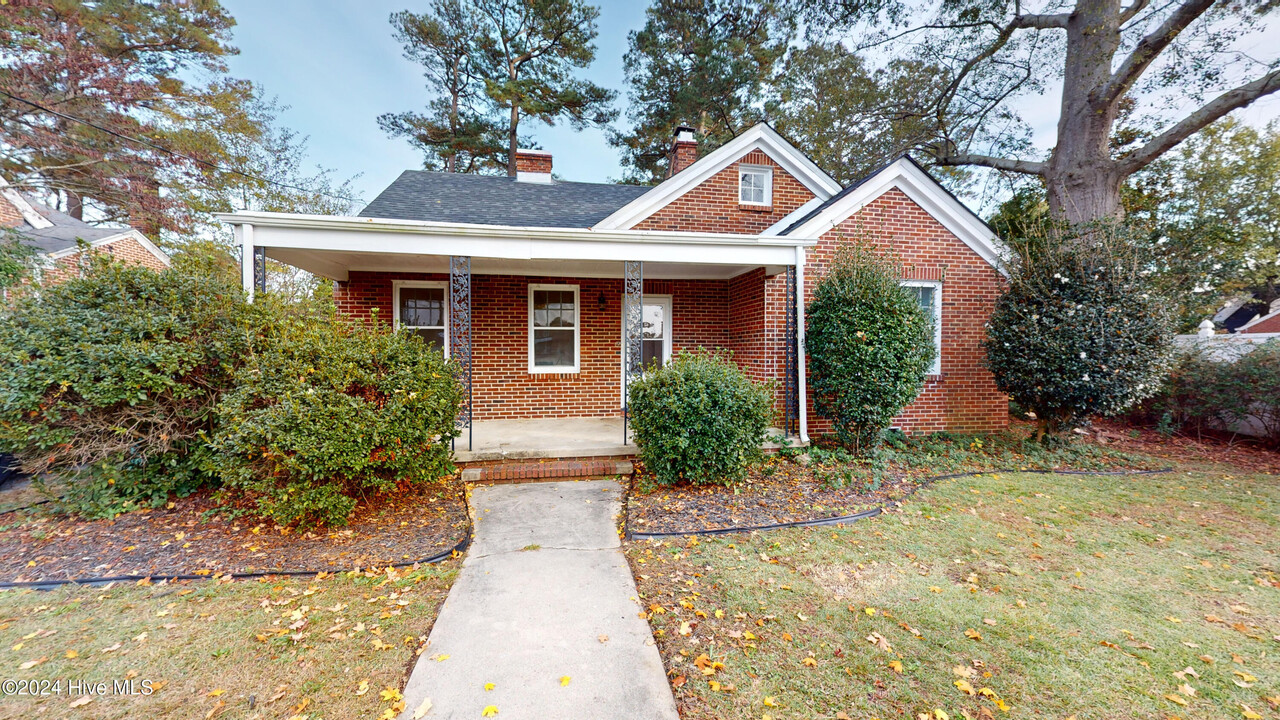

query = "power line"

[0,88,362,205]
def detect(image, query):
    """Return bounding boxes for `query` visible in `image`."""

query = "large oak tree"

[796,0,1280,225]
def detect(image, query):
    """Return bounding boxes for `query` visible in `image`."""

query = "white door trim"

[620,294,673,404]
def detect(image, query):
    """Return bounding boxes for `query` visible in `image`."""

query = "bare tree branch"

[1120,67,1280,173]
[1118,0,1153,25]
[936,152,1047,174]
[1013,13,1069,28]
[1096,0,1216,106]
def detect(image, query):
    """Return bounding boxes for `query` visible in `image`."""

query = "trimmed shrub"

[984,230,1174,440]
[210,313,463,527]
[806,242,936,454]
[0,256,253,516]
[628,351,774,486]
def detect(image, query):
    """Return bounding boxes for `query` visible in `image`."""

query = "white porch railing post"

[795,246,809,444]
[239,224,255,302]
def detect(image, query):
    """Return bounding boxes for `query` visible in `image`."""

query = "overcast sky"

[220,0,1280,209]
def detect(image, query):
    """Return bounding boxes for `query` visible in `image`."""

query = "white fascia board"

[592,124,842,231]
[45,229,172,267]
[0,176,53,229]
[786,159,1008,275]
[227,216,807,268]
[761,196,826,236]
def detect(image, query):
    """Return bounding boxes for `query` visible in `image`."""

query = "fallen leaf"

[763,696,779,707]
[69,697,92,708]
[485,682,495,691]
[206,689,225,698]
[964,628,982,641]
[380,687,402,702]
[1165,694,1188,706]
[952,665,976,679]
[482,706,499,717]
[19,657,47,670]
[955,679,976,696]
[411,697,433,719]
[355,680,369,696]
[802,657,817,667]
[1241,706,1263,720]
[888,660,904,674]
[1233,670,1258,683]
[1173,667,1200,680]
[560,676,571,687]
[1178,683,1197,697]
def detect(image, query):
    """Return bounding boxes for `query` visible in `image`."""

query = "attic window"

[738,165,772,206]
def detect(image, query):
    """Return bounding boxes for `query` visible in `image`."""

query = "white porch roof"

[217,211,813,282]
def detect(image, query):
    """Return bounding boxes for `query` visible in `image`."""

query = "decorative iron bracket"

[623,260,644,444]
[784,265,799,436]
[450,256,473,451]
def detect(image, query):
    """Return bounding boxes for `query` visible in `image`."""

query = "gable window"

[901,280,942,375]
[529,284,579,373]
[738,165,772,206]
[394,281,448,354]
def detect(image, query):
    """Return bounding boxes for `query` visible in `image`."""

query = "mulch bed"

[626,459,917,536]
[1091,419,1280,475]
[0,483,469,583]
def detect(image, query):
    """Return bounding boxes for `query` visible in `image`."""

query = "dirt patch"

[1093,419,1280,474]
[806,562,903,601]
[0,483,468,583]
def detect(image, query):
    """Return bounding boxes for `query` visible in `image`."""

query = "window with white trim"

[902,280,942,375]
[529,285,579,373]
[738,165,772,206]
[394,281,448,354]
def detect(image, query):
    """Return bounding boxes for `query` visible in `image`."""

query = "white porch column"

[795,245,809,444]
[239,223,255,302]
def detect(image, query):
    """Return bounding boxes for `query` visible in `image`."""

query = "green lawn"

[0,564,457,719]
[627,466,1280,719]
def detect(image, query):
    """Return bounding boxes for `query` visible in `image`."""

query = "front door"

[621,295,672,402]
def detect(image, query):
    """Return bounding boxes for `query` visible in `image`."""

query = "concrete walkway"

[398,480,679,720]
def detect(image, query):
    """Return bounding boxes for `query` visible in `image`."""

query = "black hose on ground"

[624,466,1174,540]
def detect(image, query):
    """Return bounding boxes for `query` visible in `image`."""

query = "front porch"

[222,211,816,452]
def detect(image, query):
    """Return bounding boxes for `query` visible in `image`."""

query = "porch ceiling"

[268,248,783,281]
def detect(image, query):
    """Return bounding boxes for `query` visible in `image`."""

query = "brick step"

[460,458,634,484]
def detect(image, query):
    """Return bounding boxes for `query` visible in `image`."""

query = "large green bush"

[0,256,253,516]
[628,351,774,486]
[1134,340,1280,445]
[806,243,936,454]
[984,229,1174,439]
[210,314,463,527]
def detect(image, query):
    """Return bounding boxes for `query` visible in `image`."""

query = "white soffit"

[593,123,842,231]
[785,158,1007,274]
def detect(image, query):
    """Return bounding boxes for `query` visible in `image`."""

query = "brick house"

[220,124,1008,459]
[1,178,170,283]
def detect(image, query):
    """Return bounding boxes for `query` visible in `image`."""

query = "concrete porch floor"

[451,417,802,464]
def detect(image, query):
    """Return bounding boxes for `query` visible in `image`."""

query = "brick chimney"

[667,126,697,178]
[514,149,553,183]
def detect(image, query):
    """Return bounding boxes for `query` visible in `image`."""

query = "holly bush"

[628,351,774,486]
[0,256,254,517]
[984,228,1174,439]
[806,243,936,454]
[210,313,463,527]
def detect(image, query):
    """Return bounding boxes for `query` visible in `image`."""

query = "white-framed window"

[738,164,772,206]
[901,279,942,375]
[529,284,579,373]
[394,280,448,355]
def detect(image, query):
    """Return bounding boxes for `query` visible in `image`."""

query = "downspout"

[795,245,809,445]
[239,223,255,302]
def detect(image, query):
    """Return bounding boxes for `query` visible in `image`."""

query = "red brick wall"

[0,196,24,227]
[40,236,168,285]
[334,272,739,420]
[801,188,1007,434]
[634,149,816,234]
[514,150,552,174]
[1244,313,1280,333]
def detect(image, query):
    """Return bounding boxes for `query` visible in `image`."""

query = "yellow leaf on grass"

[1241,706,1263,720]
[560,676,571,687]
[69,696,92,708]
[380,687,402,702]
[19,657,47,670]
[679,621,692,636]
[708,680,721,692]
[864,607,877,616]
[1178,683,1197,697]
[482,705,499,716]
[763,696,778,707]
[934,710,949,720]
[1233,671,1257,683]
[411,697,433,719]
[65,650,79,659]
[1165,694,1188,706]
[888,660,904,674]
[206,689,225,698]
[928,586,942,593]
[964,628,982,641]
[355,680,369,696]
[955,679,976,696]
[802,657,817,667]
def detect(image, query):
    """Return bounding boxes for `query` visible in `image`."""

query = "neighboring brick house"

[1237,299,1280,334]
[1,178,170,284]
[221,123,1009,447]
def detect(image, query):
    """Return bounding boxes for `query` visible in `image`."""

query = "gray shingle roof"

[4,194,126,254]
[358,170,652,228]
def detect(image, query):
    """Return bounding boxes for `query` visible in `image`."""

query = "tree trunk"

[1044,0,1125,224]
[507,105,519,177]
